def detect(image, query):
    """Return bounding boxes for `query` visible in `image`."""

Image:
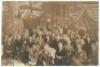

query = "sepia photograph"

[1,1,98,66]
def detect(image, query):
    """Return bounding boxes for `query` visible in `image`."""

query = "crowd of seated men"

[2,24,98,66]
